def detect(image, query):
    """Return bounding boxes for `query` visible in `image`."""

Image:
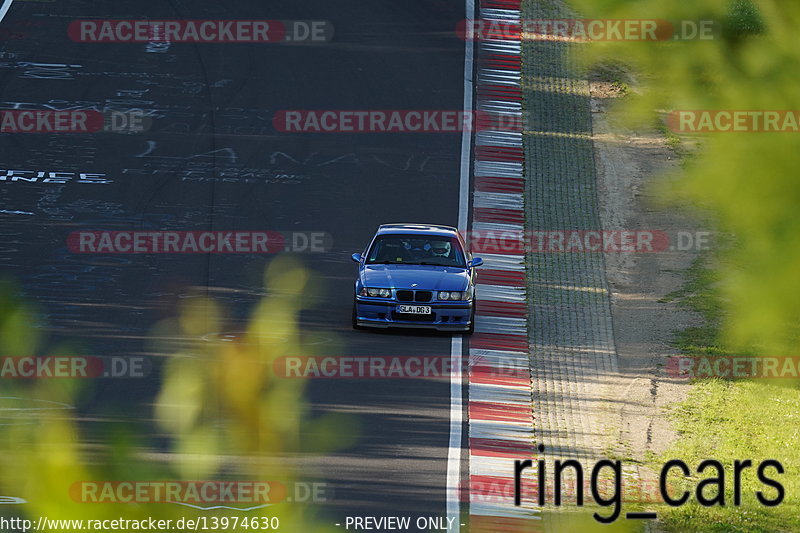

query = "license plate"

[397,305,432,315]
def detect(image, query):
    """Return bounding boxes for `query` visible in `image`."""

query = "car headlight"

[439,291,462,301]
[438,287,474,301]
[360,287,392,298]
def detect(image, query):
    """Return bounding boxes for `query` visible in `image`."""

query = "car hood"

[360,264,469,291]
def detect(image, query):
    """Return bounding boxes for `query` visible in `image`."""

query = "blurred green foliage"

[0,256,352,531]
[568,0,800,357]
[656,251,800,531]
[561,0,800,530]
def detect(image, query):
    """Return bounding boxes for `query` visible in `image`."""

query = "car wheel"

[352,301,363,330]
[466,306,475,335]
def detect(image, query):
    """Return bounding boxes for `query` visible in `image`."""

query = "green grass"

[654,117,690,158]
[589,59,632,96]
[654,254,800,532]
[661,255,726,356]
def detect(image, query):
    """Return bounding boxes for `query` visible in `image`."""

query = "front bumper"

[354,297,473,332]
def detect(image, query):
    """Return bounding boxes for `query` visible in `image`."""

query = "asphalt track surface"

[0,0,470,527]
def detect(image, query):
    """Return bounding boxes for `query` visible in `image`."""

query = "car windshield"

[366,234,467,267]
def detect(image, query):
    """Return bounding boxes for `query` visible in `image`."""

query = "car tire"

[466,306,475,335]
[352,301,364,330]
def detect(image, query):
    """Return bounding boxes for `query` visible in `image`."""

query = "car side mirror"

[469,257,483,268]
[351,253,365,263]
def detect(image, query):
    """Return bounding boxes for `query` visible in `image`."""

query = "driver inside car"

[429,240,451,259]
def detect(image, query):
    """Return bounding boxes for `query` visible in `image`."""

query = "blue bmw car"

[351,224,483,333]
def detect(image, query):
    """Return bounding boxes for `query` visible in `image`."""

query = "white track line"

[458,1,475,233]
[448,336,464,531]
[448,0,475,530]
[0,0,14,24]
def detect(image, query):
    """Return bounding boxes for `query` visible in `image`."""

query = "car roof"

[376,223,459,238]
